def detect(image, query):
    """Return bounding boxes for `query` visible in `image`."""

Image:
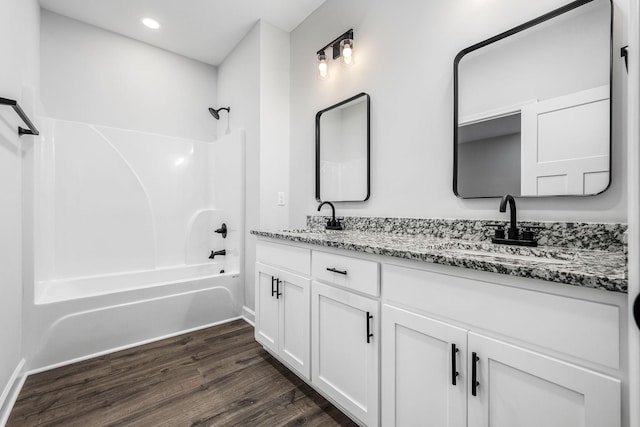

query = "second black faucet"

[492,194,538,247]
[499,194,519,240]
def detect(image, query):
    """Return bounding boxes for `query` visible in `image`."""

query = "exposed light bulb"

[317,52,329,80]
[142,18,160,29]
[340,39,354,66]
[318,61,328,77]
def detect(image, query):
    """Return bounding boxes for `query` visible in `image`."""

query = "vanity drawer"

[312,250,379,297]
[256,241,310,275]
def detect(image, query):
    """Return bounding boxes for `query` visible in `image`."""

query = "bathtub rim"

[35,261,238,305]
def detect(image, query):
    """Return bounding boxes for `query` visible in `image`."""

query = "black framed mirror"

[453,0,612,198]
[316,92,370,202]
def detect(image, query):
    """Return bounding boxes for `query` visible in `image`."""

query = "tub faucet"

[209,249,226,259]
[317,201,343,230]
[214,223,227,238]
[499,194,518,240]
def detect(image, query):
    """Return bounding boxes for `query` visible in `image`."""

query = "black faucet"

[492,194,538,247]
[499,194,519,240]
[209,249,226,259]
[317,201,343,230]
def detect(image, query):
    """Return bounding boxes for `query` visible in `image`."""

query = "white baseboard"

[0,359,26,427]
[241,306,255,326]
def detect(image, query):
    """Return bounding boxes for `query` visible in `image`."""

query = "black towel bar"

[0,97,39,136]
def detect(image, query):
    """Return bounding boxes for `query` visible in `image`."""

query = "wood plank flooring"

[7,319,358,426]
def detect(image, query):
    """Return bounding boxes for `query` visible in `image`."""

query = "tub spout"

[209,249,226,259]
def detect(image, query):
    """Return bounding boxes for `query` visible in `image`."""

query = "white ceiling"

[39,0,326,66]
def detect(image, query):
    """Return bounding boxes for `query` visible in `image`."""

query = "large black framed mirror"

[454,0,612,198]
[316,92,370,202]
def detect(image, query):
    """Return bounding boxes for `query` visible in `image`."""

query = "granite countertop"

[251,228,628,293]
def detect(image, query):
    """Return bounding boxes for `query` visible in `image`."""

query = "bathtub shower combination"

[26,118,245,370]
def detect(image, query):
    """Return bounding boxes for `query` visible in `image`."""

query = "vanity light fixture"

[316,29,355,79]
[142,17,160,29]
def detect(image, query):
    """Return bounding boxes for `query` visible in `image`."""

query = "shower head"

[208,107,230,120]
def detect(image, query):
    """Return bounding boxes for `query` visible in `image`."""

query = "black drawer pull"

[451,343,459,386]
[271,276,277,297]
[366,312,373,343]
[326,267,347,275]
[276,278,282,299]
[471,352,480,396]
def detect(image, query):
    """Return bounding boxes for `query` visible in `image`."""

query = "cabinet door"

[381,305,467,427]
[255,262,279,354]
[278,270,311,380]
[312,281,379,427]
[467,332,621,427]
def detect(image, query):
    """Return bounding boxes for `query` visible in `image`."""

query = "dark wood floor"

[7,319,357,426]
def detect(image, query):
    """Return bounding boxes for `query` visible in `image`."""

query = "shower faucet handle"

[214,223,227,238]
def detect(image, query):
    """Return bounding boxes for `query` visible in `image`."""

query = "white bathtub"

[35,261,229,304]
[28,264,242,371]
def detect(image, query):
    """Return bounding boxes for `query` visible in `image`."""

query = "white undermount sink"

[455,249,571,264]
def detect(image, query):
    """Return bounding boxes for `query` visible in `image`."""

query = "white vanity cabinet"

[382,263,622,427]
[311,249,380,426]
[254,237,625,427]
[312,281,379,427]
[382,304,621,427]
[255,242,311,380]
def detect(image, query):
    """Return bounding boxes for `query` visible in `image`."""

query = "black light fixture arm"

[317,29,354,59]
[0,97,39,136]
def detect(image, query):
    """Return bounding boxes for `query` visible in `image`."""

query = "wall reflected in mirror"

[316,92,370,202]
[454,0,612,198]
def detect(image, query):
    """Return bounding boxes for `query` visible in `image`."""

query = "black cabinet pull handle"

[471,352,480,396]
[633,293,640,330]
[276,278,282,299]
[451,343,459,386]
[326,267,347,275]
[366,312,373,343]
[271,276,277,297]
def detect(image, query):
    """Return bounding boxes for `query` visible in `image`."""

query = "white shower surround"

[27,119,245,370]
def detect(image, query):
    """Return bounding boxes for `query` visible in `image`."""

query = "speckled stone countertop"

[251,217,627,293]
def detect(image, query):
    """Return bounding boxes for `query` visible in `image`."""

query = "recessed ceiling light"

[142,18,160,30]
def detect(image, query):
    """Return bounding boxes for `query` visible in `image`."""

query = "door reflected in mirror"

[316,92,370,202]
[454,0,612,198]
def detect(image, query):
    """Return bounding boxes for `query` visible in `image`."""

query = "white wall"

[289,0,628,226]
[259,22,291,231]
[40,10,218,141]
[217,20,291,312]
[217,23,261,311]
[0,0,39,419]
